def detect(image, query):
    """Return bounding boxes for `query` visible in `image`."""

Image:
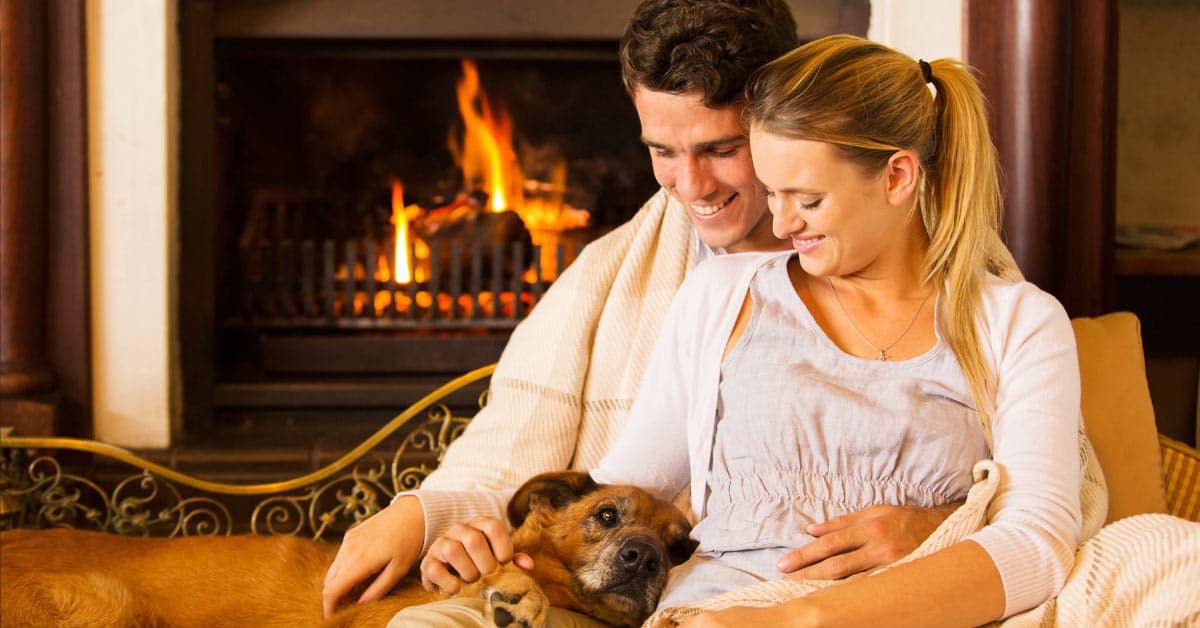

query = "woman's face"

[749,130,917,279]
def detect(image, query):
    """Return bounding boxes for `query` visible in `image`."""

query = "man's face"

[632,87,781,253]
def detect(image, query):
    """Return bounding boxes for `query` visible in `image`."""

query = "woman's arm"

[683,541,1005,628]
[964,287,1083,616]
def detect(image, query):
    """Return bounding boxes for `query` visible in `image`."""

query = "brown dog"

[0,471,695,628]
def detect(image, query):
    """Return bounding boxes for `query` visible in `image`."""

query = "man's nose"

[673,159,715,202]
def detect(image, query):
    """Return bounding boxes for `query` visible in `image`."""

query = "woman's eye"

[595,507,619,527]
[801,198,823,210]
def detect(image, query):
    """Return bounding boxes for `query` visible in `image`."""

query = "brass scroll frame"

[0,364,495,540]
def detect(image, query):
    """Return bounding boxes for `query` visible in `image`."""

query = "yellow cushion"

[1072,312,1167,522]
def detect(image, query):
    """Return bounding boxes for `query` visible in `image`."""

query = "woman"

[424,35,1084,626]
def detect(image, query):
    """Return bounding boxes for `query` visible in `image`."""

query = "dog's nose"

[618,539,663,576]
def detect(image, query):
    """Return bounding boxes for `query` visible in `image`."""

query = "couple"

[324,1,1086,626]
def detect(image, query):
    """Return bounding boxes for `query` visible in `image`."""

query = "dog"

[0,471,696,628]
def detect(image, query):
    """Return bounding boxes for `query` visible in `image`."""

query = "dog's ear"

[507,471,598,528]
[667,535,699,567]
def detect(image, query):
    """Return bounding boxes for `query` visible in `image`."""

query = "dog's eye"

[595,507,620,528]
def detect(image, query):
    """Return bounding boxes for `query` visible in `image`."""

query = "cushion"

[1071,312,1167,522]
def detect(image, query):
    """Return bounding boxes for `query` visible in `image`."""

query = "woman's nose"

[772,204,803,239]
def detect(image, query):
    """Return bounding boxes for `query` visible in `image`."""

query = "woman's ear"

[884,149,921,207]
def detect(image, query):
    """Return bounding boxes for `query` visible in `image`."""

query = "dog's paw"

[480,569,548,628]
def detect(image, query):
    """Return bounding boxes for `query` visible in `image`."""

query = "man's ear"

[506,471,598,528]
[884,149,921,207]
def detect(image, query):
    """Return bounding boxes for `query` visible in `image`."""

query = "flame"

[391,179,413,284]
[454,60,522,213]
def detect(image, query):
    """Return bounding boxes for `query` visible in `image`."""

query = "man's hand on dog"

[777,503,960,580]
[420,516,533,594]
[322,495,427,619]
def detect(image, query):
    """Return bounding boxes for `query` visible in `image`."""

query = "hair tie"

[919,59,933,84]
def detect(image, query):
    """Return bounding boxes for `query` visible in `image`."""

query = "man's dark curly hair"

[619,0,800,107]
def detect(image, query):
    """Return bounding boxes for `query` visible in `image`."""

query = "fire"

[453,60,522,213]
[391,178,413,283]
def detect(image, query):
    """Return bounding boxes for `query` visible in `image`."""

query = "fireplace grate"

[235,237,580,331]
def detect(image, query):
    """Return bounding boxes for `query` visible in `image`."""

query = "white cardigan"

[591,250,1084,618]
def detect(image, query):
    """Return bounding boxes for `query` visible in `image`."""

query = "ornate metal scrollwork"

[0,364,495,540]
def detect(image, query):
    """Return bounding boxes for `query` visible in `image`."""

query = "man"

[323,1,954,623]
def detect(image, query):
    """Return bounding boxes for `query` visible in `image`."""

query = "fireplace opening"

[193,38,657,440]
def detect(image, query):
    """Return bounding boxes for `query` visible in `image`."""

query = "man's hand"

[321,495,425,619]
[778,503,960,580]
[419,515,533,594]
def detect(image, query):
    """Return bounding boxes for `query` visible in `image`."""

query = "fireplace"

[176,0,871,441]
[180,6,652,438]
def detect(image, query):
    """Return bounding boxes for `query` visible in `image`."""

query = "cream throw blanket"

[647,436,1200,627]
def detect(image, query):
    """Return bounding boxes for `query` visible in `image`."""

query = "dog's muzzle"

[617,538,663,579]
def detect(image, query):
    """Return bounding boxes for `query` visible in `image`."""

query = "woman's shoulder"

[977,273,1074,344]
[979,274,1067,316]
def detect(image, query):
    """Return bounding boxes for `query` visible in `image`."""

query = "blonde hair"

[743,35,1022,429]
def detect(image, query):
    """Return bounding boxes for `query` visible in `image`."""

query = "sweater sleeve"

[396,488,513,555]
[965,283,1084,618]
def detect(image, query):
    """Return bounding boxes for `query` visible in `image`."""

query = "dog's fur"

[0,472,696,628]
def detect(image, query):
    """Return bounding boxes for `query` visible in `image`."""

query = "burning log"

[415,192,533,282]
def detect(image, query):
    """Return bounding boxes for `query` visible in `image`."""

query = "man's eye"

[712,147,738,157]
[763,189,776,198]
[595,507,620,527]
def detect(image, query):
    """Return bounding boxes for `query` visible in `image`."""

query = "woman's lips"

[792,234,825,253]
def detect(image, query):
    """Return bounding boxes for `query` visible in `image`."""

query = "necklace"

[826,278,934,361]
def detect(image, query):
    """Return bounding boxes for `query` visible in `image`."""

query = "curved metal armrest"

[0,364,495,540]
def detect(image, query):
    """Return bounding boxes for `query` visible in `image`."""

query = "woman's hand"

[321,495,425,618]
[419,515,533,594]
[777,503,959,580]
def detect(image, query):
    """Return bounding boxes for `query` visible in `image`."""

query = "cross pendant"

[877,350,890,361]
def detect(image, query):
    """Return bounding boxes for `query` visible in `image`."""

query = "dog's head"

[506,471,697,627]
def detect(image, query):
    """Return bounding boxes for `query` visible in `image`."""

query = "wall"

[86,0,177,447]
[1117,0,1200,228]
[868,0,962,62]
